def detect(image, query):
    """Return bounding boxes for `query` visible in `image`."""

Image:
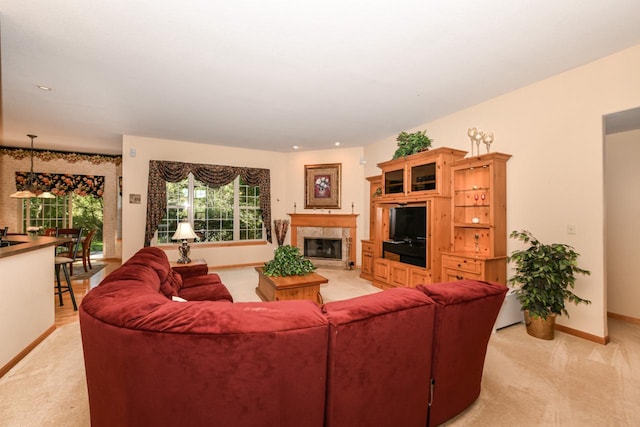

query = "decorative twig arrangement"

[273,219,290,246]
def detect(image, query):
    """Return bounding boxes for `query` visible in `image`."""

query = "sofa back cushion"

[121,247,177,298]
[418,280,507,426]
[97,264,162,293]
[322,287,436,427]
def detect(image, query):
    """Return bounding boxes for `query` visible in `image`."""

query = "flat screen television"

[388,206,426,242]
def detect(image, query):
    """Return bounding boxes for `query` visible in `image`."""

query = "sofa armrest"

[172,263,209,279]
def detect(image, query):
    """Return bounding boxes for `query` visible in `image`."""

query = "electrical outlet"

[567,224,576,235]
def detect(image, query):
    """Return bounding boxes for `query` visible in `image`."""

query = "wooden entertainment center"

[361,147,511,289]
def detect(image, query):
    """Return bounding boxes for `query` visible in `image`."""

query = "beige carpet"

[1,267,639,426]
[0,322,89,427]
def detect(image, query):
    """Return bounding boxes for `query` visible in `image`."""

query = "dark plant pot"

[524,310,556,340]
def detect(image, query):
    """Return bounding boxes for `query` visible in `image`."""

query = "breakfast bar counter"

[0,235,69,377]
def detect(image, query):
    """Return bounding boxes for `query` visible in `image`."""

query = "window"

[22,196,70,231]
[21,194,105,252]
[156,175,263,244]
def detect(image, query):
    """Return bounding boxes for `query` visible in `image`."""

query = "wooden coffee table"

[255,267,328,304]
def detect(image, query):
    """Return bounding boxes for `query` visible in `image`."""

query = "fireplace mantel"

[288,213,358,266]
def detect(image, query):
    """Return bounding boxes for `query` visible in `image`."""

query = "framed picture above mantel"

[304,163,341,209]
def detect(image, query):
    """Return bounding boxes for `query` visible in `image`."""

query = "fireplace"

[289,213,358,268]
[304,238,343,260]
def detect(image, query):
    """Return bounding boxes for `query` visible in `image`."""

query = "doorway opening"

[603,106,640,330]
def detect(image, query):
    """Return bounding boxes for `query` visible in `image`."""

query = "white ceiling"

[1,0,640,155]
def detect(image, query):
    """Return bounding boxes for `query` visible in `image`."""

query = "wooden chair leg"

[83,253,88,272]
[55,264,64,306]
[55,262,78,311]
[61,263,77,311]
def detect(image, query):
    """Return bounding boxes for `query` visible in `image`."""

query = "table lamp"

[172,222,198,264]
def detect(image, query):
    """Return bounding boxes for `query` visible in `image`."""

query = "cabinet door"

[362,251,373,275]
[409,268,431,287]
[410,162,436,192]
[374,258,390,282]
[384,168,405,195]
[390,262,409,287]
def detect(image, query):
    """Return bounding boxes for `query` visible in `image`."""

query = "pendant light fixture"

[10,134,55,199]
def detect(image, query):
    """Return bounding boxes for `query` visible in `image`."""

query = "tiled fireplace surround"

[289,214,358,268]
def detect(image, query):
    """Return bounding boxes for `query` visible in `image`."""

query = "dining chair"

[0,227,9,247]
[43,227,58,237]
[81,229,97,272]
[56,228,84,276]
[54,227,83,311]
[54,255,77,310]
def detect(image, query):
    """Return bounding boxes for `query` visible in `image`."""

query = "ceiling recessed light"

[37,85,52,91]
[334,141,341,146]
[292,145,299,150]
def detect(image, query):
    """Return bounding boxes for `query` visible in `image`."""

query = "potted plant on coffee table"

[262,244,316,277]
[255,245,325,303]
[508,230,591,340]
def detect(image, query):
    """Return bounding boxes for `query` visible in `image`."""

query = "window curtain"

[15,172,105,198]
[144,160,272,246]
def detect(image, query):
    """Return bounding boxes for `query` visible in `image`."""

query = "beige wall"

[121,135,365,265]
[285,147,367,263]
[0,152,121,258]
[364,44,640,339]
[605,129,640,319]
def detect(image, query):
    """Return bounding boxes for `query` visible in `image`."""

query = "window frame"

[155,174,264,246]
[22,196,72,232]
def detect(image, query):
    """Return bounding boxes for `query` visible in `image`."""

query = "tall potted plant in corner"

[508,230,591,340]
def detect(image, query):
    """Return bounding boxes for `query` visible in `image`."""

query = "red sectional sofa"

[79,247,507,427]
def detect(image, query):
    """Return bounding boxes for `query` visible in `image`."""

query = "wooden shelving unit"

[364,148,466,289]
[442,152,511,284]
[362,148,511,288]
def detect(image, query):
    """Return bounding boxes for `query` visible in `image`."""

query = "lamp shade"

[172,222,198,241]
[10,190,37,198]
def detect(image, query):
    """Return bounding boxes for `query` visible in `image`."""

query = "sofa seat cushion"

[178,282,233,302]
[322,287,436,427]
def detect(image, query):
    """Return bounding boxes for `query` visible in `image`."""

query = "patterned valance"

[15,172,105,198]
[144,160,272,246]
[2,146,122,165]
